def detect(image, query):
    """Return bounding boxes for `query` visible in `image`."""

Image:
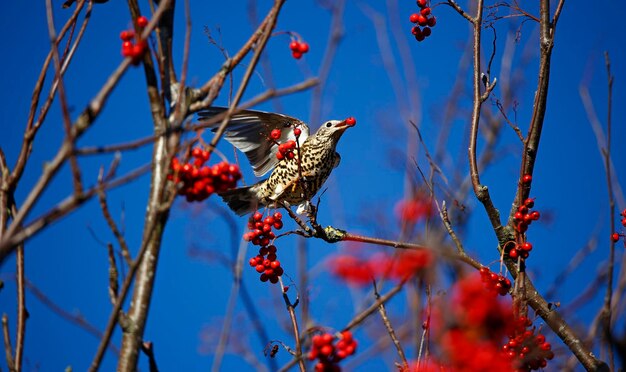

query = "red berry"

[342,331,353,342]
[274,212,283,220]
[131,42,146,58]
[417,0,427,7]
[136,16,149,27]
[415,33,425,42]
[292,51,303,59]
[270,128,281,140]
[427,16,437,27]
[611,233,620,242]
[411,26,421,36]
[530,211,540,220]
[294,127,302,136]
[417,15,428,26]
[422,27,432,37]
[521,242,533,251]
[122,41,133,56]
[192,147,203,158]
[524,198,535,208]
[522,174,532,183]
[289,41,299,51]
[409,13,420,23]
[345,117,356,126]
[621,217,626,227]
[420,7,431,16]
[297,42,309,53]
[120,30,134,41]
[253,211,263,221]
[320,345,333,356]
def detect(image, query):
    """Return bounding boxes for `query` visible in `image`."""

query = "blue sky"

[1,0,625,371]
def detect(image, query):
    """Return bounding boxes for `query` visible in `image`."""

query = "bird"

[198,107,355,216]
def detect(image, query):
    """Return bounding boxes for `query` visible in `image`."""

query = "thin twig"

[373,280,408,369]
[24,279,120,355]
[97,169,133,267]
[280,279,305,372]
[12,0,88,189]
[2,314,15,371]
[599,51,615,371]
[46,0,84,195]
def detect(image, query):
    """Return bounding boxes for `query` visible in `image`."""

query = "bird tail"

[218,184,261,216]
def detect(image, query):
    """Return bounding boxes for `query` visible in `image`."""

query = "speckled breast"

[260,141,337,205]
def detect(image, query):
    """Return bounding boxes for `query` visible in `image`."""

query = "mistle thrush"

[199,108,355,216]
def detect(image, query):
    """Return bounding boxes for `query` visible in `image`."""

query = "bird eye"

[325,122,332,128]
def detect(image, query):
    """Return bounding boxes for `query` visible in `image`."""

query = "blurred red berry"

[136,16,149,27]
[270,128,281,140]
[120,30,134,41]
[297,42,309,53]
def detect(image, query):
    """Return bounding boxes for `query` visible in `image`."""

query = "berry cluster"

[508,240,534,260]
[120,16,150,64]
[479,267,511,296]
[245,211,285,283]
[169,148,241,202]
[513,198,540,234]
[249,245,284,284]
[308,331,357,372]
[410,0,437,42]
[244,211,284,246]
[277,140,297,160]
[503,317,554,371]
[289,39,310,59]
[269,127,303,161]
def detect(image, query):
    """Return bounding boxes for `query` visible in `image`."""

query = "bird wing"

[198,107,310,177]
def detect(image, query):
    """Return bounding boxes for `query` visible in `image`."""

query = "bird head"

[314,118,355,143]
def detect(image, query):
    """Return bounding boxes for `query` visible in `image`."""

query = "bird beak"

[336,117,356,129]
[336,120,350,129]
